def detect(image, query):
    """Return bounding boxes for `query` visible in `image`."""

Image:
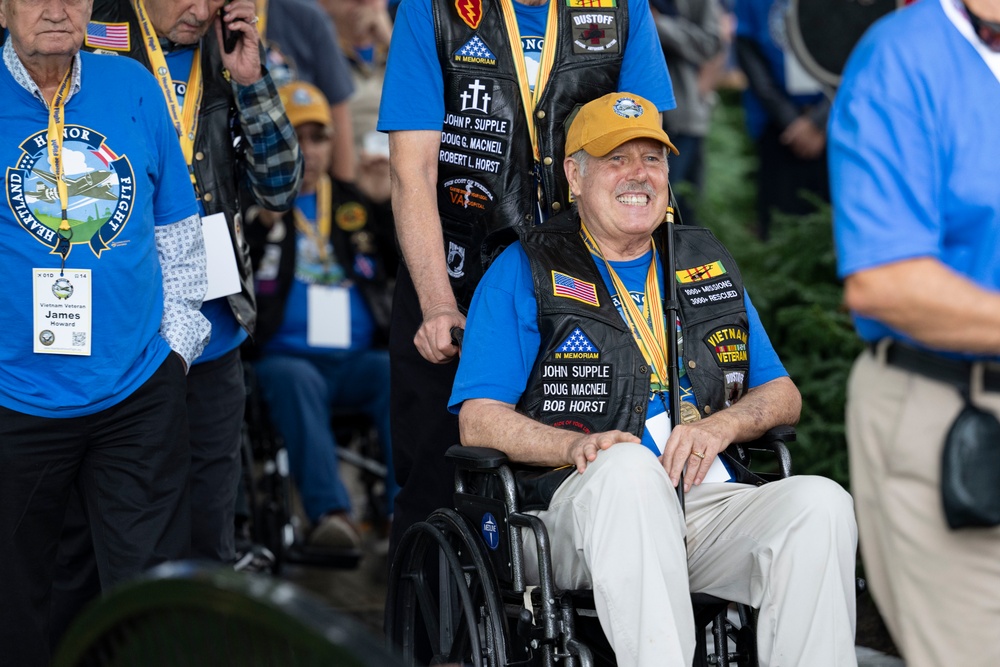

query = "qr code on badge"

[72,332,87,347]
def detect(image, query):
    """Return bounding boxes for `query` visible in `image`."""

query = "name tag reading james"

[201,212,241,301]
[33,268,92,356]
[307,284,351,348]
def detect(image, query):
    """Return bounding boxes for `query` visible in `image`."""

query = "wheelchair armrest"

[445,444,509,470]
[735,425,796,479]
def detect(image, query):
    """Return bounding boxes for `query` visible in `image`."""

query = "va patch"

[571,12,619,54]
[453,35,496,66]
[704,326,749,367]
[441,177,496,213]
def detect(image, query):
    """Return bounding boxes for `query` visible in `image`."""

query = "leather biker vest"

[512,213,752,508]
[432,0,628,310]
[87,0,257,335]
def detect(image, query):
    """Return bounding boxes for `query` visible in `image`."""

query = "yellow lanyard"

[499,0,559,161]
[132,0,203,186]
[581,223,671,387]
[47,66,75,239]
[292,175,333,267]
[47,65,76,269]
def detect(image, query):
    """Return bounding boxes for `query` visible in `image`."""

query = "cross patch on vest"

[704,326,749,367]
[571,12,620,54]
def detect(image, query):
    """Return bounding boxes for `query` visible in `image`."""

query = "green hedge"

[693,93,863,488]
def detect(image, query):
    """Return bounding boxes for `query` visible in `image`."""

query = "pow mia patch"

[571,12,620,54]
[704,326,749,367]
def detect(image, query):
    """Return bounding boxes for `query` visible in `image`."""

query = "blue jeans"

[254,349,398,523]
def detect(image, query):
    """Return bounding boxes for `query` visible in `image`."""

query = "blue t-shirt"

[377,0,675,132]
[0,50,199,417]
[829,0,1000,359]
[262,193,376,354]
[166,48,248,363]
[449,242,788,462]
[734,0,825,139]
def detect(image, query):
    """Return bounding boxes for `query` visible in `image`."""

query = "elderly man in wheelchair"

[386,93,858,667]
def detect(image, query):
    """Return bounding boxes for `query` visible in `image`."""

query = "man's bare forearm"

[845,258,1000,354]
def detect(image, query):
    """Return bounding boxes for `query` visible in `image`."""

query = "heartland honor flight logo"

[6,125,135,258]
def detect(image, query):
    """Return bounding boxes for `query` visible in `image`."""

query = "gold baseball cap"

[565,93,678,157]
[279,81,331,129]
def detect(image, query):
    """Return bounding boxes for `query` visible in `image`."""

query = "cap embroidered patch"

[676,260,727,284]
[552,271,599,307]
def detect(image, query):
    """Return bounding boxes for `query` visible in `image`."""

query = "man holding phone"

[50,0,303,643]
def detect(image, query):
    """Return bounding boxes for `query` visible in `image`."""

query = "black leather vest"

[507,213,753,508]
[432,0,628,310]
[86,0,257,335]
[245,180,394,354]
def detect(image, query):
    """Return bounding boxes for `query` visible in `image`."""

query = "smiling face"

[0,0,92,64]
[565,138,670,259]
[143,0,226,44]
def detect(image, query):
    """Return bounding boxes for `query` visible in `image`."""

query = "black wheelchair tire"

[385,509,510,667]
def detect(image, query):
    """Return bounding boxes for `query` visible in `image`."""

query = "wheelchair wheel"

[386,509,509,667]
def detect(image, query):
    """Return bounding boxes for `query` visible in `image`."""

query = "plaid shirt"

[234,72,302,210]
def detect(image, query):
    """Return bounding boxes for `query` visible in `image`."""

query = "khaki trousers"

[847,348,1000,667]
[521,443,858,667]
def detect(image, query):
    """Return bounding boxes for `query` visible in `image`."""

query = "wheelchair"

[384,427,795,667]
[239,362,392,573]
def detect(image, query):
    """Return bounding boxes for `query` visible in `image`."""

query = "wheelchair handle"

[450,326,464,349]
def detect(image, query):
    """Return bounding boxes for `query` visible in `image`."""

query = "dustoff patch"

[678,275,741,308]
[454,35,497,66]
[447,240,466,278]
[676,260,726,283]
[566,0,617,7]
[481,512,500,550]
[442,178,495,212]
[540,327,610,415]
[85,22,130,51]
[724,370,746,407]
[552,271,599,307]
[571,12,619,54]
[335,201,367,231]
[704,326,749,366]
[6,126,136,259]
[455,0,483,30]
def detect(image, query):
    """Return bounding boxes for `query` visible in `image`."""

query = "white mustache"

[614,181,656,198]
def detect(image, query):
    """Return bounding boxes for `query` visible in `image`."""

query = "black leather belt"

[874,341,1000,392]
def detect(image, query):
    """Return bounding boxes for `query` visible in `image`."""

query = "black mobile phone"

[221,3,240,53]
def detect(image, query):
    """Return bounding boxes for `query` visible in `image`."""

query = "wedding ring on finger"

[250,15,260,24]
[692,450,706,460]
